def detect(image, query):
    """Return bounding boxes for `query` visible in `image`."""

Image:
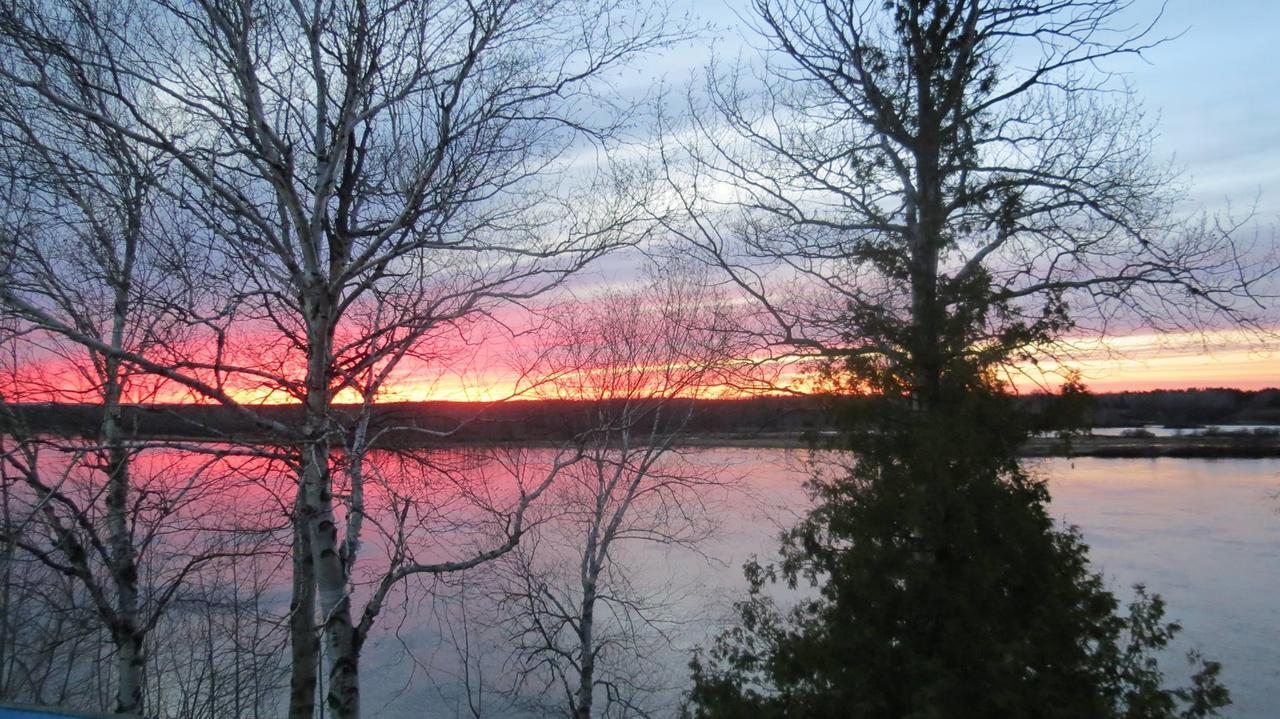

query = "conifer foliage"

[679,1,1239,712]
[685,380,1229,718]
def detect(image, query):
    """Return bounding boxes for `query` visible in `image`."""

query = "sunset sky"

[551,0,1279,396]
[631,0,1280,394]
[6,1,1276,403]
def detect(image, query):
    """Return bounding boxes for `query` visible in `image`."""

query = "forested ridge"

[8,388,1280,445]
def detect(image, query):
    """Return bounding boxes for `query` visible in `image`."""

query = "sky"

[1119,0,1280,220]
[659,0,1280,219]
[1051,0,1280,391]
[610,0,1280,394]
[8,1,1276,403]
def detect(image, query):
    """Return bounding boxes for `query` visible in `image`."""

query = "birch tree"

[0,1,682,716]
[489,277,743,718]
[0,24,246,711]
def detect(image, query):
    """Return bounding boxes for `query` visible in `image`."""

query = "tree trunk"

[908,215,943,411]
[909,116,945,410]
[287,500,318,719]
[575,570,598,719]
[112,627,144,715]
[103,371,143,716]
[578,542,601,716]
[298,291,362,719]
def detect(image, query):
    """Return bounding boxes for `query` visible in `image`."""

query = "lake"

[5,445,1276,717]
[351,450,1280,718]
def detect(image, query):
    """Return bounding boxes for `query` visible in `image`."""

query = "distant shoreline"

[5,392,1279,458]
[19,430,1274,459]
[675,433,1280,458]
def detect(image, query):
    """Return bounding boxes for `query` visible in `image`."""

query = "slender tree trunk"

[112,628,144,715]
[909,131,945,410]
[288,498,318,719]
[575,512,604,719]
[909,249,941,407]
[0,475,12,697]
[574,574,598,719]
[103,368,144,715]
[298,292,361,719]
[101,208,146,716]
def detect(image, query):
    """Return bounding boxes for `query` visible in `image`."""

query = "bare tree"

[663,0,1273,403]
[665,4,1252,716]
[0,415,289,712]
[0,22,257,711]
[0,1,682,716]
[0,484,110,710]
[146,550,291,719]
[487,275,744,718]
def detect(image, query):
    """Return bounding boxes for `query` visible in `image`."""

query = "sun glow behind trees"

[5,322,1276,406]
[0,0,1274,717]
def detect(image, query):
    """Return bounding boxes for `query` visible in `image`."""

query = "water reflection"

[3,445,1276,718]
[361,450,1280,719]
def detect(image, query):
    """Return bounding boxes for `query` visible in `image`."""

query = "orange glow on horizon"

[4,329,1275,406]
[1006,330,1278,394]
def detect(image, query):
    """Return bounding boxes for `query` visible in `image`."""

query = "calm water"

[357,450,1280,718]
[13,444,1276,716]
[1044,456,1280,718]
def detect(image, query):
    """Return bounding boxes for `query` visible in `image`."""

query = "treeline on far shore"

[5,387,1279,447]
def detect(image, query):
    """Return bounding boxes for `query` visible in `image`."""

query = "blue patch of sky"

[1120,0,1280,219]
[574,0,1279,292]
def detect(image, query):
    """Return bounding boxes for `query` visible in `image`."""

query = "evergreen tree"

[678,1,1242,716]
[685,375,1228,718]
